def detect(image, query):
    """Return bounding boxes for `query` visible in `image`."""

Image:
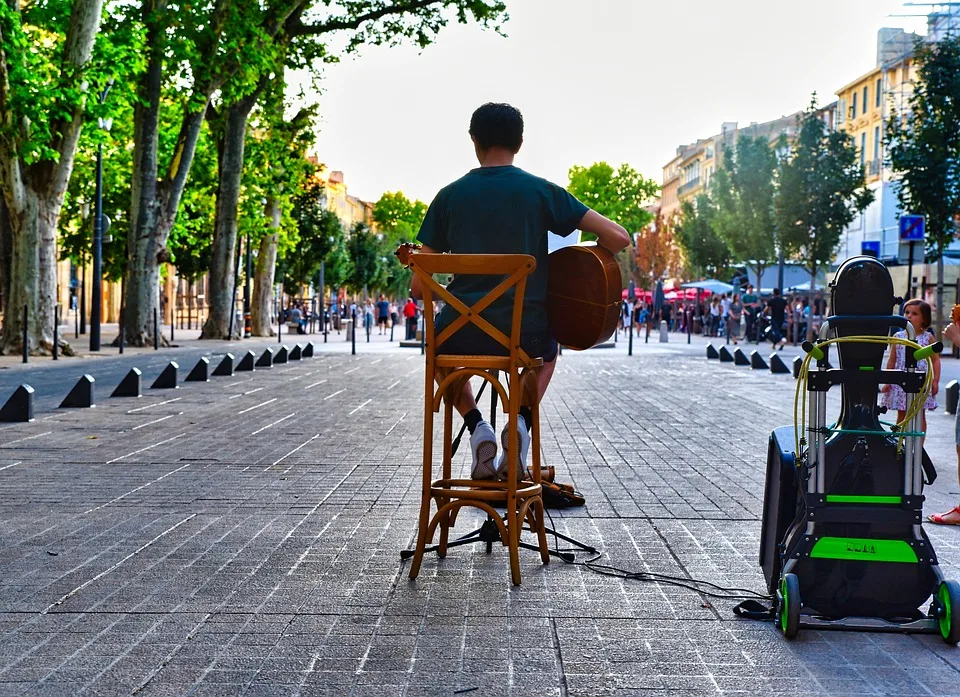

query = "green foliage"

[886,34,960,259]
[346,222,383,292]
[775,96,874,278]
[566,162,659,235]
[284,178,347,295]
[710,135,778,285]
[674,197,730,278]
[372,190,427,298]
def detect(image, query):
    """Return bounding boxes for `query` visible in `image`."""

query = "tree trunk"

[200,91,260,340]
[124,4,209,346]
[251,198,280,336]
[1,189,60,354]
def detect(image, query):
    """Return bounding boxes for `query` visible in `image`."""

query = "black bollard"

[323,313,328,343]
[792,356,803,379]
[733,348,750,366]
[278,306,282,344]
[302,342,314,358]
[946,380,960,415]
[390,321,394,342]
[186,358,210,382]
[275,345,289,364]
[256,348,274,368]
[718,346,734,363]
[628,323,633,356]
[75,307,79,339]
[366,317,370,343]
[53,305,58,360]
[352,308,357,356]
[0,384,34,422]
[769,353,790,374]
[60,375,95,408]
[170,318,174,343]
[21,304,27,364]
[118,313,124,354]
[212,353,235,377]
[750,351,769,370]
[706,343,720,359]
[111,368,142,398]
[151,361,179,389]
[236,350,256,372]
[154,307,159,350]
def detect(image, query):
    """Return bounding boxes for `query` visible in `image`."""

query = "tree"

[346,222,383,295]
[566,161,660,284]
[711,135,779,291]
[372,190,427,298]
[674,197,730,279]
[776,96,873,340]
[0,0,109,354]
[124,0,507,346]
[886,34,960,332]
[634,212,683,289]
[284,179,346,297]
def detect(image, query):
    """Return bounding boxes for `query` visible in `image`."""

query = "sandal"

[928,506,960,525]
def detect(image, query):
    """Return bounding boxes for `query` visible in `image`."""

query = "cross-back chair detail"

[404,249,549,585]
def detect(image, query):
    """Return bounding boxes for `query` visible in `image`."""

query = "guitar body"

[547,245,622,350]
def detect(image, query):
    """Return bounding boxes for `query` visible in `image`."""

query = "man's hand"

[943,321,960,346]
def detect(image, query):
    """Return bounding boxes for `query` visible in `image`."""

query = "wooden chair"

[406,251,550,585]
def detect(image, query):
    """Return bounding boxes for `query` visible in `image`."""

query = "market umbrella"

[652,279,665,317]
[681,279,734,295]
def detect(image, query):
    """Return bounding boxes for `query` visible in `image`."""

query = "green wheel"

[937,580,960,645]
[779,573,801,639]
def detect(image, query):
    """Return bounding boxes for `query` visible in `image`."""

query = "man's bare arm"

[409,244,440,300]
[578,210,631,253]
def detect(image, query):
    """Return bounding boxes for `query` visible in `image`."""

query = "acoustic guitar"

[547,244,622,350]
[396,242,623,351]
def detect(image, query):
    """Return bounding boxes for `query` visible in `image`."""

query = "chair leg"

[410,396,436,580]
[533,498,550,564]
[437,495,450,558]
[507,496,522,585]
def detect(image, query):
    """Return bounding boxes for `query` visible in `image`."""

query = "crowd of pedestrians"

[624,286,830,349]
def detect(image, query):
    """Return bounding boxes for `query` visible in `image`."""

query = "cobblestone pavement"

[3,341,960,696]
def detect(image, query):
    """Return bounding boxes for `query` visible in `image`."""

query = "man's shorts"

[437,326,558,363]
[377,317,388,326]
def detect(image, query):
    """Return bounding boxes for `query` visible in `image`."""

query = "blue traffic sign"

[861,240,881,257]
[899,214,925,241]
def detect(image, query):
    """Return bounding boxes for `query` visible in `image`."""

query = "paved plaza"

[3,334,960,696]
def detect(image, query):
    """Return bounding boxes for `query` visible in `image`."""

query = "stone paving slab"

[2,345,960,695]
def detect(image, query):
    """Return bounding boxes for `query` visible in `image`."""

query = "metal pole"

[351,307,357,356]
[243,233,252,338]
[228,236,241,340]
[905,240,915,303]
[153,307,159,350]
[628,319,633,356]
[278,301,282,344]
[323,302,328,343]
[170,314,174,342]
[53,305,58,360]
[80,259,86,335]
[90,141,103,351]
[75,301,79,339]
[21,304,26,363]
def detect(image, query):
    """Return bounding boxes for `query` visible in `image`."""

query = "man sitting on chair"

[411,102,630,481]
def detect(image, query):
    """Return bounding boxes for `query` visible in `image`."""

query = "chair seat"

[430,478,541,502]
[435,354,544,370]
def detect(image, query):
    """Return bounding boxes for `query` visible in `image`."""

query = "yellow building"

[315,166,376,232]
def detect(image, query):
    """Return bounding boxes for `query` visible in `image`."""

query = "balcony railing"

[678,177,701,196]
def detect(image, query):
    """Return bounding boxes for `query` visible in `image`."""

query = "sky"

[308,0,929,205]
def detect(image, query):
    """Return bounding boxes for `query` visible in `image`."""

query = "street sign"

[899,214,925,241]
[861,240,881,258]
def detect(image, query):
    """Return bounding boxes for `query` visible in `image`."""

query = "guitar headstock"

[395,242,422,268]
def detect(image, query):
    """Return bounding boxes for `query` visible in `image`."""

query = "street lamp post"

[90,81,113,351]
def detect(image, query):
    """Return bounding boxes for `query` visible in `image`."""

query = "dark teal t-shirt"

[416,165,588,338]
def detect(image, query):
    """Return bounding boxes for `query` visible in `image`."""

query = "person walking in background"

[376,294,390,335]
[709,297,721,337]
[765,288,787,350]
[742,284,759,342]
[727,293,743,345]
[403,297,418,340]
[364,299,375,336]
[389,300,399,330]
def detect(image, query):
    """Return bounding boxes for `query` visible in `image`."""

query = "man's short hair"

[469,103,523,152]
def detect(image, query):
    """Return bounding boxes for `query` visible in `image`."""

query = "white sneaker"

[470,420,498,480]
[496,416,530,483]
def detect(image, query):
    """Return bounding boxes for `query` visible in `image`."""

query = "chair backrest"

[409,253,537,365]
